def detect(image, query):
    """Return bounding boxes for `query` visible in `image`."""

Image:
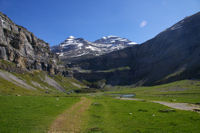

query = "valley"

[0,5,200,133]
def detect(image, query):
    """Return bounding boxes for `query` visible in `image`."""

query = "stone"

[0,46,7,60]
[159,109,176,113]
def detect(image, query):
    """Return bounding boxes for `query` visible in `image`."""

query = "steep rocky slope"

[70,12,200,86]
[0,12,63,75]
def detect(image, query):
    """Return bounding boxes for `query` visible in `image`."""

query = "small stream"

[105,93,136,98]
[120,94,136,98]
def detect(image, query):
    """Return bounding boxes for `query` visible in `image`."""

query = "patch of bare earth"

[152,101,200,111]
[48,97,91,133]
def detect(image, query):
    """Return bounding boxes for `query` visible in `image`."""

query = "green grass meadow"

[0,95,200,133]
[0,96,80,133]
[84,96,200,133]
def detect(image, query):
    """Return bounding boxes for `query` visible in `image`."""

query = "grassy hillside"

[0,77,40,95]
[0,69,85,96]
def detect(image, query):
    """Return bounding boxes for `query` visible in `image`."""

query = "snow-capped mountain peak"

[59,36,91,49]
[68,36,75,39]
[51,35,137,61]
[94,35,137,45]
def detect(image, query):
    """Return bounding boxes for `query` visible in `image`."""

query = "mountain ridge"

[51,35,137,62]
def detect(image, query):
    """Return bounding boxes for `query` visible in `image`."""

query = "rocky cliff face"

[0,12,63,74]
[70,12,200,86]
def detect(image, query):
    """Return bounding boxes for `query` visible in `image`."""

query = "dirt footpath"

[48,97,91,133]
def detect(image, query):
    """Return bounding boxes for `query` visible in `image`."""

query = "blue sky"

[0,0,200,46]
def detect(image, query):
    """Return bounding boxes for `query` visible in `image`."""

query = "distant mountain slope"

[70,12,200,86]
[51,35,137,62]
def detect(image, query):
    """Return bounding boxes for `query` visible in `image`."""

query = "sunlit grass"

[84,96,200,133]
[0,96,80,133]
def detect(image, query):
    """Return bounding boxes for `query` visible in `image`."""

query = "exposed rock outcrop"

[0,12,63,74]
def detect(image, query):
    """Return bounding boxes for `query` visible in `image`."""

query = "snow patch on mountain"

[86,45,101,51]
[170,20,185,31]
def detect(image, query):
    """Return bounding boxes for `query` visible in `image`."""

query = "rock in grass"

[159,109,176,113]
[138,109,148,112]
[170,99,177,102]
[195,102,200,105]
[193,109,200,112]
[92,102,102,106]
[88,127,102,132]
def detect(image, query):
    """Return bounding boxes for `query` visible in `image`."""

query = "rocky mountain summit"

[51,35,137,62]
[94,35,137,46]
[0,12,64,75]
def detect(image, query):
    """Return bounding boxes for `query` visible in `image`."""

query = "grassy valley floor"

[0,79,200,133]
[0,96,80,133]
[0,95,200,133]
[83,96,200,133]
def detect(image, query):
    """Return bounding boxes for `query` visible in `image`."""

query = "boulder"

[0,46,7,60]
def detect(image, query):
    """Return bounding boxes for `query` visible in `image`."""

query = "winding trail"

[119,98,200,112]
[48,97,91,133]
